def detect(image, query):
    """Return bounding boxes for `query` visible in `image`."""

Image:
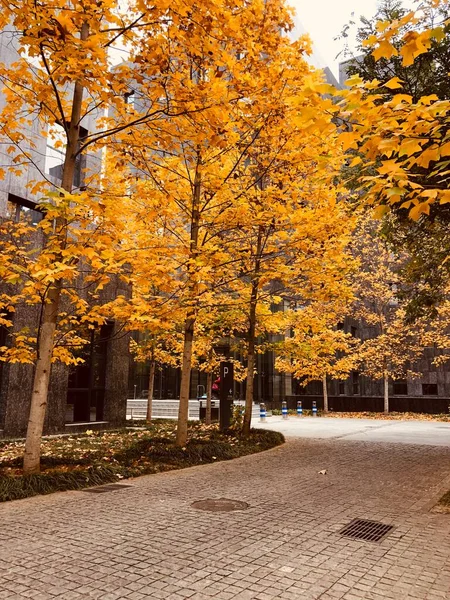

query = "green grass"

[0,424,284,503]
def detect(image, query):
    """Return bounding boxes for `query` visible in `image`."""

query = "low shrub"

[0,465,119,502]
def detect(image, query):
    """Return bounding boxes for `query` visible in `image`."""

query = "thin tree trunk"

[175,157,201,447]
[243,344,256,437]
[384,371,389,414]
[23,23,88,475]
[206,371,212,425]
[146,360,156,423]
[176,316,195,446]
[242,227,263,437]
[322,375,328,413]
[23,285,61,474]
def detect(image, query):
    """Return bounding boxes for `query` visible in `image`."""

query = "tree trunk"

[322,375,328,413]
[384,371,389,414]
[242,229,263,437]
[242,255,262,436]
[175,157,201,447]
[146,360,156,423]
[23,23,88,475]
[206,371,212,425]
[23,284,61,473]
[242,344,255,437]
[176,316,195,446]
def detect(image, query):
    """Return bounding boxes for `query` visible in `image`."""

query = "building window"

[338,381,345,395]
[45,123,88,189]
[7,193,43,225]
[352,371,360,395]
[422,383,438,396]
[66,322,113,423]
[124,90,135,106]
[393,379,408,395]
[350,326,357,338]
[337,322,344,331]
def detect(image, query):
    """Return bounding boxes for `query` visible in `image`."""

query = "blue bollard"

[282,400,288,420]
[259,403,266,422]
[312,400,317,417]
[297,400,303,417]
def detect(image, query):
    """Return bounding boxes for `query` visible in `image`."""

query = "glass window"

[7,194,43,225]
[352,371,360,395]
[66,323,113,423]
[422,383,438,396]
[393,380,408,395]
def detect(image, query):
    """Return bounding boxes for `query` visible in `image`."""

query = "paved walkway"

[254,416,450,446]
[1,437,450,599]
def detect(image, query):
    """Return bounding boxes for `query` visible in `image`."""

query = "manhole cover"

[82,483,133,494]
[191,498,249,512]
[339,519,394,543]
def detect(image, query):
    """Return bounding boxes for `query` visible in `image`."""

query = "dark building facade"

[128,314,450,415]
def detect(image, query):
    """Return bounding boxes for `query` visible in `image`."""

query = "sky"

[289,0,415,79]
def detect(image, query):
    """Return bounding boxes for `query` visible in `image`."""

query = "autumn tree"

[275,306,358,413]
[220,93,356,434]
[349,216,426,413]
[113,0,348,445]
[340,0,450,103]
[339,0,450,317]
[339,0,450,220]
[0,0,223,473]
[130,327,183,423]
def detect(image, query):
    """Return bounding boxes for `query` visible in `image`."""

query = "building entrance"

[66,323,113,422]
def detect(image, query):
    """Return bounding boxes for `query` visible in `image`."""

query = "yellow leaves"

[384,77,404,90]
[345,74,364,87]
[339,2,450,223]
[418,94,439,105]
[439,141,450,157]
[409,202,431,221]
[401,30,431,67]
[349,156,362,168]
[373,205,390,219]
[440,191,450,205]
[373,40,398,61]
[391,94,413,106]
[416,146,440,169]
[377,159,405,177]
[340,132,358,152]
[398,138,423,156]
[430,26,446,43]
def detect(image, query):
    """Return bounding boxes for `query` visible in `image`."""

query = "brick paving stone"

[1,438,450,599]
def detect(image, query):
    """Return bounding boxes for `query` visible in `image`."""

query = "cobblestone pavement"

[1,439,450,600]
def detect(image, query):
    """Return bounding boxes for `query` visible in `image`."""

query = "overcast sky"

[290,0,415,77]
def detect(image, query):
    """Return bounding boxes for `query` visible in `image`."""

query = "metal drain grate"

[82,483,133,494]
[339,519,394,543]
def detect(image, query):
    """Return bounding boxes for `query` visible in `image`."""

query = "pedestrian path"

[254,415,450,446]
[1,436,450,599]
